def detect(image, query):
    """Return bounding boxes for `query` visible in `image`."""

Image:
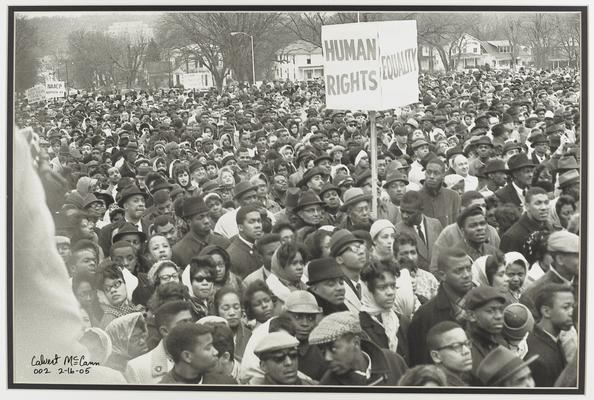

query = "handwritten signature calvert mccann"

[31,354,99,367]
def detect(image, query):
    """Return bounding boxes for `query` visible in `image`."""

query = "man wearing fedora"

[319,181,342,220]
[528,130,550,165]
[378,170,407,225]
[98,184,150,256]
[408,139,430,185]
[293,190,331,243]
[479,159,508,198]
[296,166,328,194]
[477,346,538,387]
[172,195,230,269]
[307,257,349,315]
[330,229,368,313]
[337,187,373,231]
[395,191,442,271]
[119,141,139,178]
[495,152,535,208]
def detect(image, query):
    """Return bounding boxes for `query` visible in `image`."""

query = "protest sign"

[182,72,210,89]
[45,81,66,99]
[26,84,46,104]
[321,20,419,110]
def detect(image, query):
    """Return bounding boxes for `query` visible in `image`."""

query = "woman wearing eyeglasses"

[97,262,145,330]
[359,261,409,363]
[186,256,217,320]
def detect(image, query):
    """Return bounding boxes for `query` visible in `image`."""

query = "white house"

[273,40,324,81]
[168,45,227,89]
[450,34,533,70]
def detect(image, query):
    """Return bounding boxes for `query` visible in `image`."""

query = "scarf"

[504,251,530,296]
[270,248,307,292]
[360,284,399,353]
[101,301,144,320]
[471,255,491,287]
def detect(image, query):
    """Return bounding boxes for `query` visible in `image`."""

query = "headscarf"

[82,327,113,364]
[76,176,97,196]
[330,163,350,179]
[471,255,490,287]
[360,283,400,353]
[504,252,530,293]
[270,247,307,292]
[104,312,145,359]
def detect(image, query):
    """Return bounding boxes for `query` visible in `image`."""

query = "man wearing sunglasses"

[253,331,313,385]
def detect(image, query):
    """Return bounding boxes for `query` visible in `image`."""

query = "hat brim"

[112,229,147,244]
[507,162,535,171]
[559,177,580,188]
[117,191,149,207]
[286,305,323,314]
[339,194,372,211]
[383,177,409,188]
[491,354,539,386]
[295,200,326,211]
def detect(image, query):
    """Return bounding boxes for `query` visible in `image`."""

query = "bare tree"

[15,16,41,92]
[416,13,476,72]
[524,13,556,69]
[500,15,524,69]
[158,12,283,89]
[555,13,581,69]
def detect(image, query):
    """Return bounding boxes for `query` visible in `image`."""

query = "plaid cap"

[308,311,362,345]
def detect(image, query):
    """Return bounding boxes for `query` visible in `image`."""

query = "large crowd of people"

[14,65,581,388]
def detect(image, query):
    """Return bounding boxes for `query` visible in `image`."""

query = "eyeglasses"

[192,275,214,283]
[159,273,179,282]
[103,279,124,292]
[265,350,299,363]
[436,340,472,353]
[341,243,366,255]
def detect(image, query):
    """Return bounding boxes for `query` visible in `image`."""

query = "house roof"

[486,40,511,47]
[277,40,322,55]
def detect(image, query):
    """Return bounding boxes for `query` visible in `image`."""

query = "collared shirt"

[416,216,427,243]
[125,216,143,232]
[353,351,372,380]
[549,265,574,285]
[238,234,255,250]
[541,327,560,343]
[512,181,526,206]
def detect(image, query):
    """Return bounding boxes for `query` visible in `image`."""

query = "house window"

[307,57,311,65]
[292,56,295,64]
[194,60,198,69]
[306,70,312,79]
[473,47,478,53]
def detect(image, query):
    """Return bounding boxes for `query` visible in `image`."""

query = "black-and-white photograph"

[7,5,587,394]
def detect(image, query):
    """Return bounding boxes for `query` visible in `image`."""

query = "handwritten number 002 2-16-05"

[33,368,50,374]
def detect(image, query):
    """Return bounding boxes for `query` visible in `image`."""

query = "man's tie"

[355,283,362,300]
[417,224,426,245]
